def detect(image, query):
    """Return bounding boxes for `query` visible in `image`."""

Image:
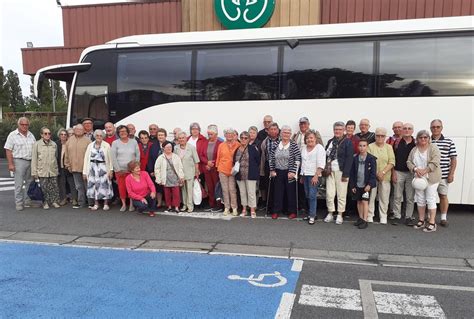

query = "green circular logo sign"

[215,0,276,30]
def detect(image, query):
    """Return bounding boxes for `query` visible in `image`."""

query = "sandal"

[240,211,248,217]
[251,212,256,219]
[413,220,425,229]
[423,223,437,232]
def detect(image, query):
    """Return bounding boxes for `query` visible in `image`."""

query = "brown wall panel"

[62,1,181,47]
[321,0,474,23]
[21,47,85,75]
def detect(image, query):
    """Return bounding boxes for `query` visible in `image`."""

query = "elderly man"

[430,119,457,227]
[4,117,37,211]
[324,121,354,225]
[127,123,140,142]
[104,122,116,145]
[64,124,91,208]
[356,119,375,144]
[149,124,159,144]
[387,121,403,147]
[392,123,416,226]
[82,118,95,141]
[257,115,273,141]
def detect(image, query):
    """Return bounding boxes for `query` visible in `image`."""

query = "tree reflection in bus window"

[378,36,474,96]
[195,46,279,101]
[282,42,374,99]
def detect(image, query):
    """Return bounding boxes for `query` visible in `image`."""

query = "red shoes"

[148,212,155,217]
[271,213,278,219]
[288,213,297,219]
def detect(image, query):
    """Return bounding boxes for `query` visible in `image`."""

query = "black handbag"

[27,180,44,201]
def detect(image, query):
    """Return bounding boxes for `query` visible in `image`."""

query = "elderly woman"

[155,141,184,213]
[216,128,241,216]
[187,122,206,149]
[367,127,395,224]
[324,121,354,225]
[269,125,301,219]
[175,131,200,213]
[83,129,114,211]
[67,128,74,138]
[56,128,77,206]
[248,126,262,150]
[407,130,441,233]
[31,127,60,209]
[126,161,156,217]
[300,130,326,224]
[111,125,140,212]
[234,131,260,218]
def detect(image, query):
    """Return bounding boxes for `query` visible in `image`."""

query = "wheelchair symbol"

[227,271,287,288]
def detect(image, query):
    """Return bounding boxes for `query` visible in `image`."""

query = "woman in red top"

[125,161,157,217]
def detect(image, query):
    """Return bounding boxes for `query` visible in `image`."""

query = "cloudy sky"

[0,0,128,96]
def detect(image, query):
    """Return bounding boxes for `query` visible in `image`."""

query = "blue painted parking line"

[0,242,300,318]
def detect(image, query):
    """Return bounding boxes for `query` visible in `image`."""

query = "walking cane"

[265,175,273,218]
[294,161,300,220]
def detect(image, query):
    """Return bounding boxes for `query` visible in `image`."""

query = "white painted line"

[209,251,289,259]
[157,211,233,220]
[373,291,446,318]
[359,280,378,319]
[0,186,15,191]
[298,285,363,311]
[134,248,209,254]
[0,178,14,181]
[367,279,474,292]
[0,181,15,186]
[275,292,296,319]
[381,263,474,272]
[292,256,378,267]
[0,239,62,247]
[291,259,304,272]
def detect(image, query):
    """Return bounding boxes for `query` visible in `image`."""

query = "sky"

[0,0,128,97]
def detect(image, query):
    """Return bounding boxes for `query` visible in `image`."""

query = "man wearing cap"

[430,119,457,227]
[82,118,95,141]
[257,115,273,142]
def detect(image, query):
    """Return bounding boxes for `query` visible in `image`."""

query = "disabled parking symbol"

[228,271,288,288]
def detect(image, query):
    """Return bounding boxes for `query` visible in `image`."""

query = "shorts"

[437,179,449,196]
[353,187,370,201]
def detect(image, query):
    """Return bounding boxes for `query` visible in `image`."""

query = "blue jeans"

[303,176,320,218]
[132,195,157,213]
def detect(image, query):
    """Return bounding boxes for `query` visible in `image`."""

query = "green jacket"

[31,139,58,178]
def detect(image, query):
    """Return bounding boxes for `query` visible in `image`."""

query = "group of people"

[4,115,457,233]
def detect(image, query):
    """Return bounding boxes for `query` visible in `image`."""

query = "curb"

[0,231,473,272]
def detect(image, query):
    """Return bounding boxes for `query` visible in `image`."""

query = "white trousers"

[369,180,391,223]
[325,170,348,214]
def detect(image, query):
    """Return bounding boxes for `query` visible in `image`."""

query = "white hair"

[94,129,105,137]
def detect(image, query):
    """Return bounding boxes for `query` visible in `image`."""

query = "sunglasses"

[431,126,441,129]
[43,132,51,135]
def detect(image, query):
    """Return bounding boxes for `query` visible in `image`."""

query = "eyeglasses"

[240,137,249,140]
[419,136,429,139]
[403,127,413,130]
[430,126,441,129]
[43,132,51,135]
[60,133,67,136]
[375,135,386,138]
[19,123,29,126]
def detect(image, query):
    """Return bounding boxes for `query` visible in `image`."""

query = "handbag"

[193,179,203,205]
[165,156,183,186]
[27,180,44,201]
[232,146,248,176]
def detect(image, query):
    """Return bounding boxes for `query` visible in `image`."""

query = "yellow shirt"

[368,143,395,181]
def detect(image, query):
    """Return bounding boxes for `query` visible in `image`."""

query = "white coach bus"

[35,16,473,204]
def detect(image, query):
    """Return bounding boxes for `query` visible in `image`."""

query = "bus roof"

[79,16,473,61]
[108,16,473,46]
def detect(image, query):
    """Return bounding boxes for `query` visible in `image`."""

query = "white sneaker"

[231,208,239,216]
[223,208,230,216]
[43,203,50,210]
[52,203,60,209]
[367,217,374,223]
[324,213,334,223]
[103,205,110,211]
[380,217,387,224]
[336,215,343,225]
[129,205,135,212]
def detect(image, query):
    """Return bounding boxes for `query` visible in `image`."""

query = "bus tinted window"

[196,46,279,101]
[73,50,116,126]
[282,42,374,99]
[378,36,474,96]
[116,50,192,119]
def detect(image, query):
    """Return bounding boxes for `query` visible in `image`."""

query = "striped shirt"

[269,141,301,173]
[431,134,457,179]
[4,129,36,160]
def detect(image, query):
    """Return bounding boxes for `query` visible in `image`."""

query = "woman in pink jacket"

[125,161,156,217]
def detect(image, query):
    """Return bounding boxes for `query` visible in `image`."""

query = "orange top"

[216,141,241,176]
